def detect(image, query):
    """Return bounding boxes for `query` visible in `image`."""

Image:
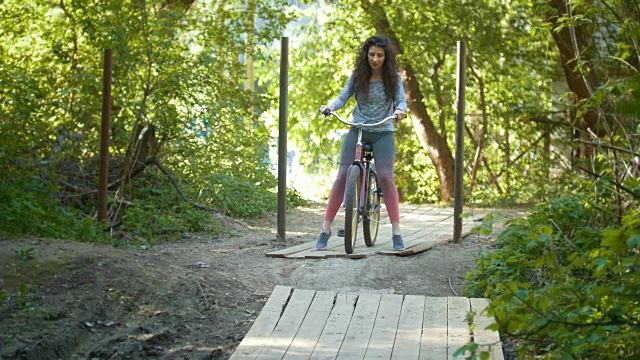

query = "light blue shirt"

[329,73,407,132]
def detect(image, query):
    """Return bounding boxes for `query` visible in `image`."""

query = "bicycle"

[322,110,399,254]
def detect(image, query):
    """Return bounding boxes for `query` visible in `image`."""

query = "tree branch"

[145,156,224,214]
[576,166,640,199]
[573,139,640,157]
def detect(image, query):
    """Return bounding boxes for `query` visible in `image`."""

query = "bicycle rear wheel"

[344,166,361,254]
[363,171,381,247]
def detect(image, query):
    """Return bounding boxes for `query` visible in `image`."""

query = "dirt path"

[0,203,510,360]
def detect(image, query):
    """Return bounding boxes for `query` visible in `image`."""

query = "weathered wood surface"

[266,206,495,259]
[230,286,504,360]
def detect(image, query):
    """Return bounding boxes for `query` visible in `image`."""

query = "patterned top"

[329,73,407,132]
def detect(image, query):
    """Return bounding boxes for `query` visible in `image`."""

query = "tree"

[0,0,294,238]
[359,0,456,201]
[541,0,640,216]
[268,0,559,204]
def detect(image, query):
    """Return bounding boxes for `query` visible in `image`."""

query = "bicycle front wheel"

[344,166,361,254]
[363,171,381,247]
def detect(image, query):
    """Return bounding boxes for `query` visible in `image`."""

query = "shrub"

[0,170,104,241]
[463,195,639,358]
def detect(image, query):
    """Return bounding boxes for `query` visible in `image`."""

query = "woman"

[316,35,407,251]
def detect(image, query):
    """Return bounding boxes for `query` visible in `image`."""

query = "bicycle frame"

[325,112,397,216]
[346,128,372,216]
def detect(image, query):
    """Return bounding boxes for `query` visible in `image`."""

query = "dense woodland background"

[1,0,638,358]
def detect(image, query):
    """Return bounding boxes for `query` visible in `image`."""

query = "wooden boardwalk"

[267,206,491,259]
[230,286,504,360]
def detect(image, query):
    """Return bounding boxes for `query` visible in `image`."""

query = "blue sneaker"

[392,235,405,250]
[316,231,331,250]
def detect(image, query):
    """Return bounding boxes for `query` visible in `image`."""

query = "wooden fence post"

[277,37,289,241]
[99,49,113,223]
[453,41,466,243]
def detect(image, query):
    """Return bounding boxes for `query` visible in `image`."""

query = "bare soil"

[0,203,511,360]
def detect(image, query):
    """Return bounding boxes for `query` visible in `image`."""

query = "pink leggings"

[324,129,400,223]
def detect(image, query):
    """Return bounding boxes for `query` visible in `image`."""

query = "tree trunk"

[245,0,256,93]
[360,0,456,201]
[467,60,488,192]
[465,125,503,194]
[546,0,601,135]
[115,123,158,203]
[504,118,511,195]
[403,67,456,201]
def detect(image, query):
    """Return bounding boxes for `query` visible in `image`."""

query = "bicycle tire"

[344,166,361,254]
[363,171,381,247]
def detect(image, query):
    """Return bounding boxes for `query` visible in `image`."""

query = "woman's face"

[367,45,385,72]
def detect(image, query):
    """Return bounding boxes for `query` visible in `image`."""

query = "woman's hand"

[393,109,407,122]
[319,105,331,116]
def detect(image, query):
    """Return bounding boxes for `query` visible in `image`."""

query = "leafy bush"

[119,176,222,244]
[0,170,104,242]
[197,173,308,219]
[463,195,639,358]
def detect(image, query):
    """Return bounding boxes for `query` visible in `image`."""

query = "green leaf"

[626,234,640,249]
[601,228,627,254]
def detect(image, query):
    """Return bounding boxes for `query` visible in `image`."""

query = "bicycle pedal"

[337,229,345,237]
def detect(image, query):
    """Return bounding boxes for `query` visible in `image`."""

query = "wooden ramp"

[230,286,504,360]
[267,206,490,259]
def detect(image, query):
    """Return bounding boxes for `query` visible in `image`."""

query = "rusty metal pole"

[453,41,466,242]
[98,49,113,223]
[276,37,288,241]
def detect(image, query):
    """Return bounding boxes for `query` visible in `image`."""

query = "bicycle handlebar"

[324,111,397,129]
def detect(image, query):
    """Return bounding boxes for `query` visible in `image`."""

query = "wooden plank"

[365,294,404,359]
[266,241,315,258]
[380,223,475,257]
[335,236,394,258]
[409,206,436,216]
[447,297,471,360]
[286,235,346,259]
[379,232,450,256]
[282,291,336,360]
[469,298,504,360]
[324,224,394,258]
[257,289,316,359]
[391,295,424,360]
[336,294,382,360]
[231,285,292,359]
[419,297,448,360]
[403,224,449,243]
[393,239,453,257]
[310,294,358,360]
[304,249,343,259]
[269,205,496,259]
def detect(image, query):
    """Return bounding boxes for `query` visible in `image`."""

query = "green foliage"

[470,213,494,236]
[19,281,35,313]
[0,0,300,241]
[119,176,222,243]
[196,172,308,219]
[0,170,105,241]
[463,193,640,358]
[13,248,34,261]
[286,187,309,208]
[258,0,562,204]
[199,173,278,219]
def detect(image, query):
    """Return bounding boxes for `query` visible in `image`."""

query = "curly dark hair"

[351,36,399,102]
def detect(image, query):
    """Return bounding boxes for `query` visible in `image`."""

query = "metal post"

[453,41,466,242]
[98,49,113,223]
[276,37,289,241]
